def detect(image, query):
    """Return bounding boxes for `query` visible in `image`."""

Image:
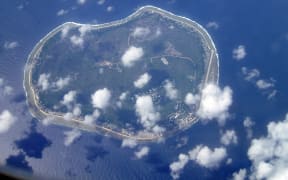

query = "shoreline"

[23,5,219,141]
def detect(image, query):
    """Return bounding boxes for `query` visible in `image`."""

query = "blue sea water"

[1,0,288,179]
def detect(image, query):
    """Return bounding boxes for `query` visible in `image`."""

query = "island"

[23,6,219,141]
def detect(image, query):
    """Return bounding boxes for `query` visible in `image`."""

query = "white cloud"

[268,90,277,100]
[134,73,151,88]
[117,92,128,108]
[256,79,274,90]
[232,169,247,180]
[241,67,277,99]
[72,104,81,117]
[97,0,105,5]
[132,27,150,38]
[243,117,255,139]
[0,110,16,133]
[119,92,128,101]
[121,46,144,67]
[64,129,81,146]
[243,117,254,128]
[0,78,13,96]
[135,146,149,159]
[37,73,50,91]
[170,153,189,179]
[69,25,91,47]
[121,138,137,148]
[206,21,219,30]
[83,109,100,125]
[226,158,233,165]
[247,113,288,180]
[3,86,13,95]
[4,41,19,49]
[151,125,165,134]
[189,145,227,169]
[220,129,238,146]
[57,9,68,16]
[241,67,260,81]
[70,35,84,47]
[163,80,178,100]
[135,95,160,130]
[106,6,113,12]
[79,25,91,37]
[233,45,246,60]
[184,92,200,106]
[61,90,77,107]
[61,26,71,39]
[54,76,71,90]
[77,0,86,5]
[91,88,111,110]
[42,117,54,126]
[169,144,227,179]
[197,84,233,125]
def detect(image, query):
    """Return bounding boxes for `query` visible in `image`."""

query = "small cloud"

[106,6,113,12]
[163,80,178,100]
[233,45,246,60]
[37,73,50,91]
[134,146,149,159]
[135,95,160,130]
[42,117,54,126]
[17,4,24,10]
[241,67,277,99]
[256,79,274,90]
[206,21,219,30]
[243,117,255,139]
[97,0,105,5]
[4,41,19,50]
[61,26,71,39]
[64,129,81,146]
[184,92,200,106]
[189,145,227,169]
[83,109,100,125]
[121,138,137,148]
[57,9,68,16]
[54,76,71,90]
[232,169,247,180]
[61,90,77,107]
[70,35,84,47]
[134,73,151,88]
[119,92,128,101]
[0,110,16,133]
[72,104,82,117]
[220,129,238,146]
[226,158,233,165]
[0,78,13,96]
[241,67,260,81]
[79,25,91,37]
[243,117,254,128]
[77,0,86,5]
[117,92,128,108]
[197,84,233,125]
[132,27,150,38]
[91,88,111,110]
[267,90,277,100]
[121,46,144,67]
[3,86,13,95]
[169,153,189,179]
